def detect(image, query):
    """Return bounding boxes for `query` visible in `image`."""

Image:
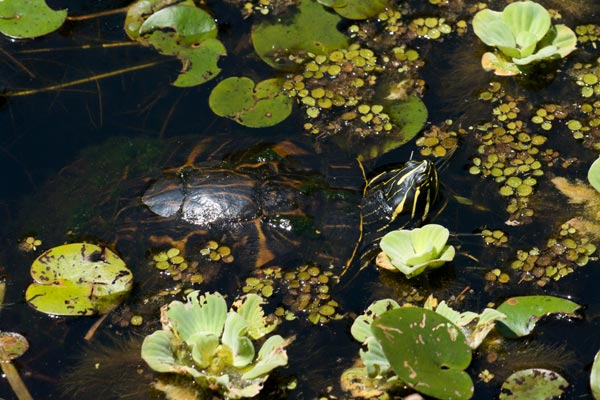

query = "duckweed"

[416,121,464,157]
[509,223,597,286]
[199,240,234,263]
[18,236,42,252]
[481,229,508,246]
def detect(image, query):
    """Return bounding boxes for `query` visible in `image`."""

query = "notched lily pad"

[252,0,349,70]
[0,0,67,39]
[25,243,133,316]
[496,295,581,338]
[209,77,292,127]
[372,307,474,400]
[499,368,568,400]
[125,0,225,87]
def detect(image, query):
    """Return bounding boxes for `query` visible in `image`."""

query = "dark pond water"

[2,0,600,399]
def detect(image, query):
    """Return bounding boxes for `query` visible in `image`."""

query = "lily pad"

[125,1,225,87]
[252,0,349,70]
[358,95,428,160]
[25,243,133,316]
[0,0,67,39]
[499,368,568,400]
[139,4,217,45]
[209,77,292,127]
[496,295,581,338]
[0,333,29,361]
[317,0,389,20]
[372,307,474,400]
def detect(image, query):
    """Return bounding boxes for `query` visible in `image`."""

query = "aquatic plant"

[346,295,581,399]
[0,319,33,399]
[0,0,66,39]
[25,243,133,316]
[588,156,600,193]
[500,368,568,399]
[141,291,289,399]
[209,77,293,127]
[377,223,455,278]
[125,0,226,87]
[473,1,577,76]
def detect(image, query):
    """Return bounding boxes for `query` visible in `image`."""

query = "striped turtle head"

[362,159,439,232]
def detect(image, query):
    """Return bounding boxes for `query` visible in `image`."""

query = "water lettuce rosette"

[377,224,455,278]
[472,1,577,75]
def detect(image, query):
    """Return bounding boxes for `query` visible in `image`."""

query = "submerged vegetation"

[3,0,600,399]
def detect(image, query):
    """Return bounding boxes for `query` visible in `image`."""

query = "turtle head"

[362,159,439,228]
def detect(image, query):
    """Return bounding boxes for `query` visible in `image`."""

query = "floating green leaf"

[591,349,600,400]
[252,0,349,70]
[25,243,133,316]
[372,307,474,400]
[499,368,568,399]
[358,95,428,160]
[496,295,581,338]
[209,77,292,127]
[350,299,400,377]
[378,224,455,278]
[0,0,67,39]
[588,156,600,193]
[234,294,278,340]
[125,1,225,87]
[472,1,577,75]
[317,0,389,20]
[142,291,289,398]
[434,301,506,349]
[139,4,217,45]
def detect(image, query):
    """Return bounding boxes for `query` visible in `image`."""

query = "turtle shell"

[140,137,364,269]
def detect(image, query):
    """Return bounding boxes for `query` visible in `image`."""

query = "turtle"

[138,135,440,275]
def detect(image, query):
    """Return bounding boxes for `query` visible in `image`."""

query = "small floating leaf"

[496,295,581,338]
[372,307,474,400]
[209,77,292,127]
[0,332,29,361]
[25,243,133,316]
[252,0,349,70]
[0,0,67,39]
[499,368,568,399]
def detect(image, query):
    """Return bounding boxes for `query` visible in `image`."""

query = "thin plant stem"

[66,7,129,21]
[4,60,166,97]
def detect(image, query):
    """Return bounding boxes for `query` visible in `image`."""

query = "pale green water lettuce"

[473,1,577,76]
[588,156,600,193]
[378,224,455,278]
[141,291,289,399]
